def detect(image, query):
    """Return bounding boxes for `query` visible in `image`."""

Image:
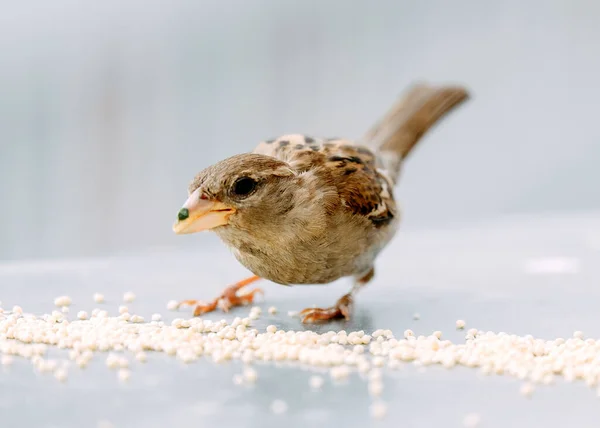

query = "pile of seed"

[1,295,599,425]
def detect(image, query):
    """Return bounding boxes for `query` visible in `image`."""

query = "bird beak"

[172,188,235,234]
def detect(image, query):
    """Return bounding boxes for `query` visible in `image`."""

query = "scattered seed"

[123,292,136,303]
[370,401,387,419]
[309,375,324,389]
[54,368,68,382]
[520,382,535,398]
[368,380,384,396]
[93,293,105,304]
[118,369,131,382]
[54,296,72,307]
[330,365,350,380]
[243,367,258,383]
[463,413,481,427]
[456,320,466,330]
[167,300,178,311]
[270,399,288,414]
[268,306,277,315]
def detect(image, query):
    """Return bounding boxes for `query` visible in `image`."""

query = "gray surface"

[2,212,600,427]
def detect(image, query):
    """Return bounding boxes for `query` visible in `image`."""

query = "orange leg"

[177,275,263,316]
[299,267,374,324]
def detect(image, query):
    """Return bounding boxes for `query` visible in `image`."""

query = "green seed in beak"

[178,208,189,221]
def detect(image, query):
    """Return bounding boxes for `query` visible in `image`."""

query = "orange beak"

[172,188,235,234]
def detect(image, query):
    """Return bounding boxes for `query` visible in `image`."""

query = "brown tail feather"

[362,83,469,183]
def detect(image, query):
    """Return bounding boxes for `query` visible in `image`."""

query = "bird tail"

[362,82,469,184]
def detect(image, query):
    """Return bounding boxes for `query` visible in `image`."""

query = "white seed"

[287,310,298,317]
[456,320,466,330]
[123,292,136,303]
[370,402,387,419]
[270,399,288,414]
[4,295,600,404]
[151,313,162,322]
[76,311,89,320]
[433,330,442,339]
[135,352,147,363]
[118,369,131,382]
[167,300,179,311]
[54,296,72,307]
[243,367,258,383]
[574,331,584,339]
[93,293,105,303]
[309,375,324,389]
[61,306,70,314]
[12,305,23,314]
[368,380,384,396]
[463,413,481,427]
[268,306,277,315]
[118,306,128,314]
[368,369,383,381]
[520,382,534,398]
[54,368,68,382]
[172,318,185,328]
[106,354,120,369]
[330,365,350,380]
[372,357,385,367]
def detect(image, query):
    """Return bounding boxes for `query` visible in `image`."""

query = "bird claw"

[300,293,353,324]
[176,276,263,317]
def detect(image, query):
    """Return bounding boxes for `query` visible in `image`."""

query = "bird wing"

[253,134,396,226]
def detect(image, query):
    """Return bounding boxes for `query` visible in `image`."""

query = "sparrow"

[172,82,469,323]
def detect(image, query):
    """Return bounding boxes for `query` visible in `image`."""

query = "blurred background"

[1,0,599,261]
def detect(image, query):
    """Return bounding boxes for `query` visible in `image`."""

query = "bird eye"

[232,177,257,197]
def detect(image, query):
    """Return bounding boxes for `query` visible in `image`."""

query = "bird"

[172,82,470,323]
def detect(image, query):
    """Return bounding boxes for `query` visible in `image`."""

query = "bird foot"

[176,275,263,316]
[299,293,353,324]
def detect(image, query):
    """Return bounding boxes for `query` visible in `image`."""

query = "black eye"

[232,177,257,197]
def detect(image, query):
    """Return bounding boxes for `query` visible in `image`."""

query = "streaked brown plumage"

[173,82,470,323]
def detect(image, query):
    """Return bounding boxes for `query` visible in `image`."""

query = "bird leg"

[176,275,263,316]
[299,268,374,324]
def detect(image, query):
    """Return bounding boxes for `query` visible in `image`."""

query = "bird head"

[172,154,297,235]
